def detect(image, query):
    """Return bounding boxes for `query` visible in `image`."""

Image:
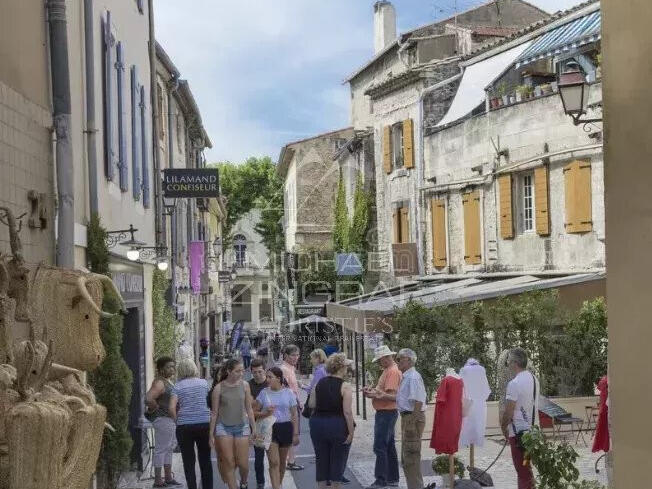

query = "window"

[522,173,535,232]
[157,85,165,140]
[234,234,247,267]
[176,113,184,150]
[392,205,410,244]
[392,123,404,168]
[259,298,273,321]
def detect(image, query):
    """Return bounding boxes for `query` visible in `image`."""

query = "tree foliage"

[152,268,181,360]
[333,172,349,253]
[349,173,371,254]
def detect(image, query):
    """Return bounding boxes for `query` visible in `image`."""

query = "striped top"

[173,377,211,426]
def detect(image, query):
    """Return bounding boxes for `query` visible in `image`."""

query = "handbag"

[253,390,276,450]
[302,384,317,419]
[513,372,537,451]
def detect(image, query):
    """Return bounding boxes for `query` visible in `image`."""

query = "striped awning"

[516,10,601,68]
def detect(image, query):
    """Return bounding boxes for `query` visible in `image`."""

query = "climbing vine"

[152,268,180,360]
[87,213,133,489]
[333,171,349,252]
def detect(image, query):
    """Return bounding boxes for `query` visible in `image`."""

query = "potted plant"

[498,82,509,105]
[551,81,558,93]
[432,455,464,487]
[534,85,543,97]
[541,83,552,95]
[516,85,530,102]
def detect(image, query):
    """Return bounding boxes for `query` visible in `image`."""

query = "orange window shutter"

[575,160,593,233]
[498,174,514,240]
[463,191,482,265]
[400,207,410,243]
[383,126,392,174]
[431,198,447,268]
[403,119,414,169]
[535,166,550,236]
[564,161,577,233]
[392,210,400,244]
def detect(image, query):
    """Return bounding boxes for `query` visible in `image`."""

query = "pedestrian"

[169,359,213,489]
[395,349,427,489]
[309,353,355,489]
[249,359,269,489]
[145,356,181,487]
[500,348,539,489]
[256,367,300,489]
[302,348,328,395]
[209,358,257,489]
[280,344,304,471]
[240,335,252,370]
[322,338,339,357]
[271,333,282,362]
[362,345,402,489]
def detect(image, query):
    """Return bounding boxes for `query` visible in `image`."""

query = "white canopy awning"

[436,41,533,127]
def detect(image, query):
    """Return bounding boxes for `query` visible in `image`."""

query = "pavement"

[119,380,609,489]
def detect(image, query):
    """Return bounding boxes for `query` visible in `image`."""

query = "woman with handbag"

[302,349,328,399]
[255,367,300,489]
[309,353,355,489]
[209,358,257,489]
[145,356,181,488]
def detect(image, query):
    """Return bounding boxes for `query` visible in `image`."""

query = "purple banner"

[189,241,204,295]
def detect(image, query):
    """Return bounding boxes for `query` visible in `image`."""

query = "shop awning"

[515,10,601,68]
[436,41,532,127]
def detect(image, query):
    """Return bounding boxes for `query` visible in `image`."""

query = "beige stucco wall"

[603,1,652,487]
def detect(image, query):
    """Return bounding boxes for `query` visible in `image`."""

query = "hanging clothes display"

[592,375,610,453]
[430,371,464,454]
[459,358,492,448]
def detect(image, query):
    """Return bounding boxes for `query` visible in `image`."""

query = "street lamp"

[126,249,140,261]
[157,260,169,271]
[557,68,602,125]
[162,195,177,216]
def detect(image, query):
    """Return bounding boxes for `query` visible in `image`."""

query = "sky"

[154,0,586,164]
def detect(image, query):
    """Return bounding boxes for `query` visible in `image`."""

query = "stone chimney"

[374,1,397,54]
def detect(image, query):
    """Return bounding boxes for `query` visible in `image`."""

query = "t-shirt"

[256,387,298,423]
[506,370,539,437]
[172,378,211,426]
[396,367,427,413]
[280,362,299,396]
[373,363,402,411]
[249,378,268,400]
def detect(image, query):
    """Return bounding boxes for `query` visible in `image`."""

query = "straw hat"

[371,345,396,363]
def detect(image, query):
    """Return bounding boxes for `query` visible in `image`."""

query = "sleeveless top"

[153,378,174,419]
[218,381,247,426]
[314,376,344,417]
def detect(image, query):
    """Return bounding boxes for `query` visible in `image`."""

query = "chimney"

[374,1,397,54]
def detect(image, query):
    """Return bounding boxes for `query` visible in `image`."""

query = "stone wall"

[423,87,605,274]
[0,80,54,264]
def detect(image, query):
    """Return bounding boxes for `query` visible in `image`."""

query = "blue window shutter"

[130,66,141,200]
[102,12,115,181]
[116,42,128,192]
[137,0,144,14]
[140,85,151,208]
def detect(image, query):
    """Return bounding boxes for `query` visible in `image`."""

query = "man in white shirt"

[395,348,427,489]
[501,348,538,489]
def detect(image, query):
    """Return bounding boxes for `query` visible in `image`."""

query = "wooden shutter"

[403,119,414,169]
[400,207,410,243]
[383,126,393,174]
[116,41,128,192]
[463,191,482,265]
[431,198,447,268]
[102,13,115,181]
[534,166,550,236]
[130,66,141,201]
[140,85,151,208]
[392,209,400,244]
[564,160,593,234]
[498,174,513,239]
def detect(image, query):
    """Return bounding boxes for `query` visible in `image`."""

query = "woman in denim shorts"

[209,359,257,489]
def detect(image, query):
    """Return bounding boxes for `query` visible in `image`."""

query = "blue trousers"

[254,446,265,485]
[309,415,349,482]
[373,410,399,485]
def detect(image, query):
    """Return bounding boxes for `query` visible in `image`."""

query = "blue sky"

[154,0,585,163]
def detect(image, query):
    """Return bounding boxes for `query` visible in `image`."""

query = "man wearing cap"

[363,345,402,489]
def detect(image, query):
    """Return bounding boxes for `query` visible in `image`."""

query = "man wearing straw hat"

[363,345,403,489]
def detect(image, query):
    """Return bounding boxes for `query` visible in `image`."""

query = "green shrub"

[432,455,464,478]
[152,268,180,360]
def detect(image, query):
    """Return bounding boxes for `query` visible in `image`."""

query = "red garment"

[509,437,535,489]
[430,375,464,454]
[592,375,610,453]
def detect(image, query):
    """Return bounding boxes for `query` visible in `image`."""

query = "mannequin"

[459,359,491,449]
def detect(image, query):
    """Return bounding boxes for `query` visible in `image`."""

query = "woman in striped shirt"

[169,359,213,489]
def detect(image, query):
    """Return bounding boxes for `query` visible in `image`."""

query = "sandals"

[286,462,304,470]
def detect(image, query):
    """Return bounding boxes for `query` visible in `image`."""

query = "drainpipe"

[415,71,462,276]
[167,77,180,311]
[84,0,98,215]
[147,0,163,247]
[47,0,74,268]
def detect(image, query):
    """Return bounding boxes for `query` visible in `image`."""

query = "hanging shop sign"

[163,168,220,198]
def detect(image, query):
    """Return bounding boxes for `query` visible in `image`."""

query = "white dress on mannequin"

[459,358,491,447]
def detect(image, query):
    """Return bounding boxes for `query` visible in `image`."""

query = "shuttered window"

[383,126,392,174]
[430,198,447,268]
[130,66,141,201]
[462,190,482,265]
[140,85,151,208]
[564,160,592,233]
[392,205,410,244]
[102,12,115,181]
[116,42,128,192]
[534,166,550,236]
[498,174,514,239]
[403,119,414,169]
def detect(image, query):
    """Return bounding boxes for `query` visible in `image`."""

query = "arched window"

[234,234,247,267]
